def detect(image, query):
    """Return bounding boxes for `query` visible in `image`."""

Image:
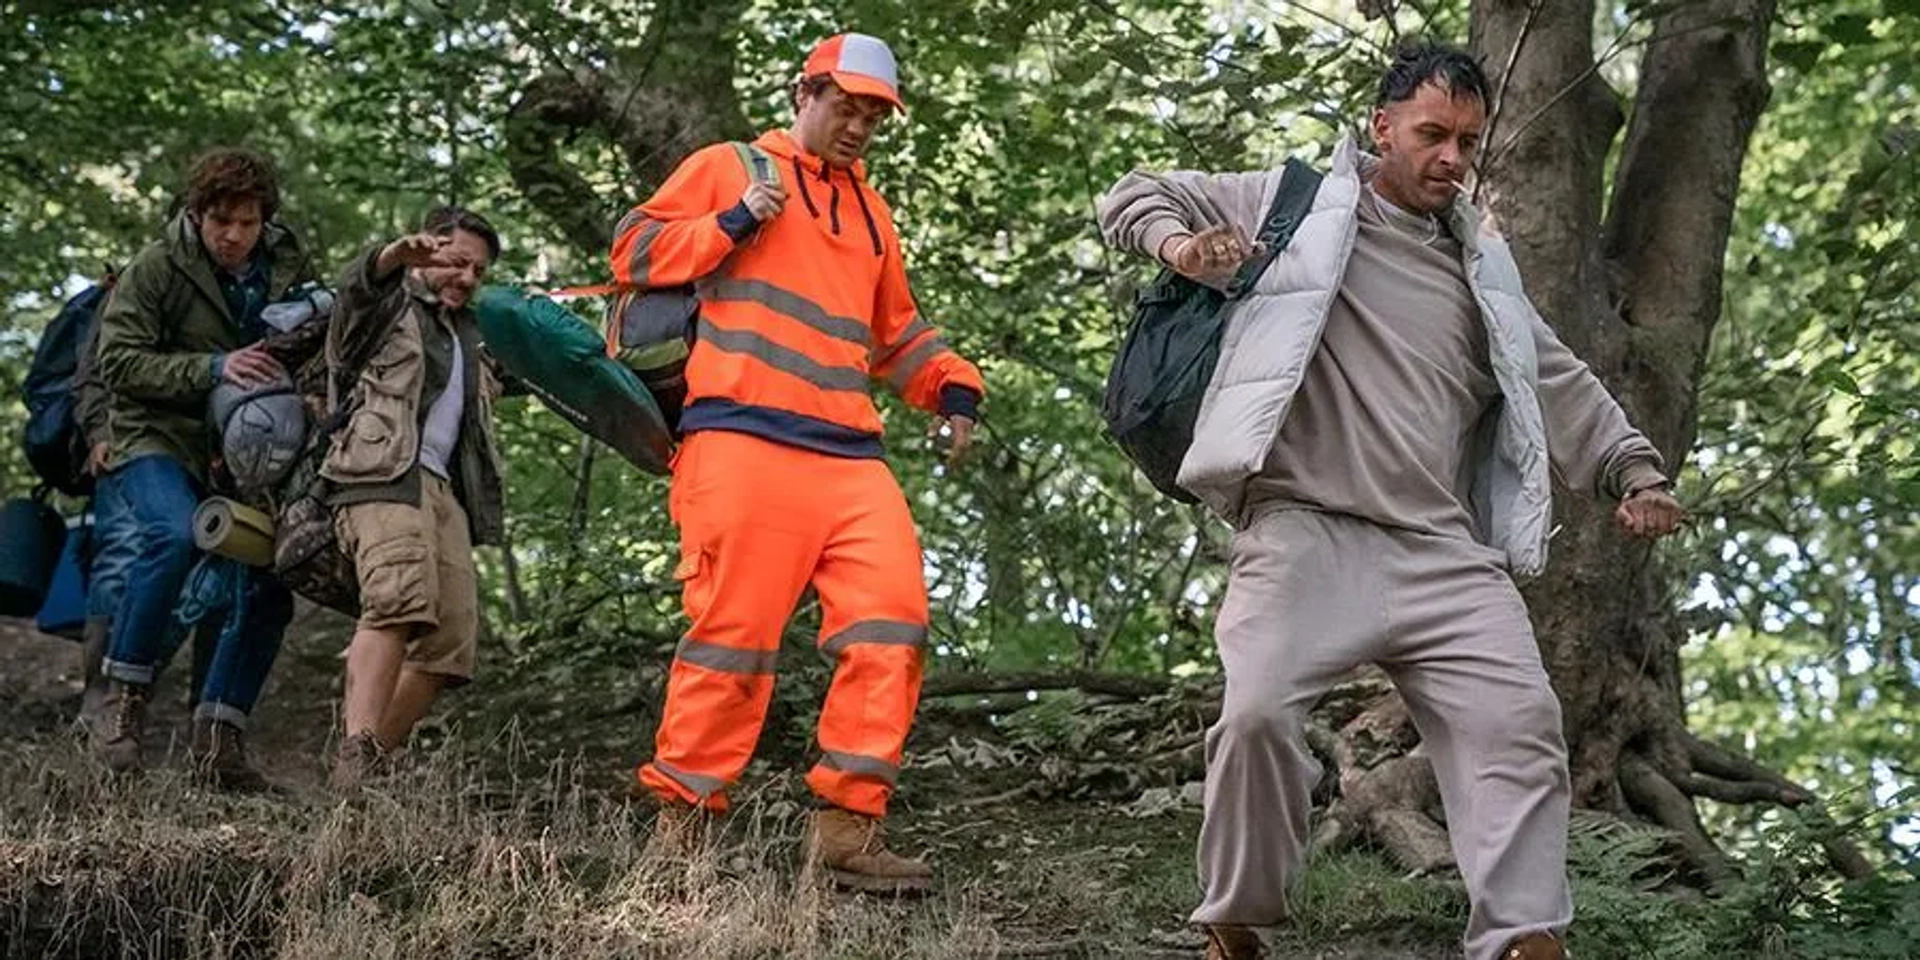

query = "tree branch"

[920,670,1171,699]
[502,70,622,255]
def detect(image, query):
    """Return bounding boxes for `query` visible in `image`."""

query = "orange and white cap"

[802,33,904,111]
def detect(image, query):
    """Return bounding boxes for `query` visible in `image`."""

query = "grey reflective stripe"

[613,208,647,242]
[820,620,927,658]
[698,320,870,393]
[623,219,665,286]
[675,637,779,675]
[654,760,726,799]
[707,278,869,347]
[871,316,934,368]
[819,750,899,783]
[884,334,948,392]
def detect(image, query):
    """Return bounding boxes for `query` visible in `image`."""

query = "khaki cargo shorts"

[334,473,479,684]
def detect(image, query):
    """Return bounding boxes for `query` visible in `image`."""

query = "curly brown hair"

[185,148,280,221]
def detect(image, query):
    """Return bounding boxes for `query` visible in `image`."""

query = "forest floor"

[0,613,1468,959]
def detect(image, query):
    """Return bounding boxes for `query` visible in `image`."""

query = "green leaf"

[1107,41,1154,78]
[1808,359,1864,396]
[1772,40,1824,72]
[1824,13,1875,45]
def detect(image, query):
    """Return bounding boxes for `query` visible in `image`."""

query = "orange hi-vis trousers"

[637,430,928,817]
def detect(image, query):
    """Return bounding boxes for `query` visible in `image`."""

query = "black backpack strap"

[1224,158,1323,301]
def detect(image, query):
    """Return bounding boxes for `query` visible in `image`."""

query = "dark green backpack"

[1101,159,1322,502]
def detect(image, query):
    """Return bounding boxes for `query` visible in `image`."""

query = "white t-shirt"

[418,334,465,480]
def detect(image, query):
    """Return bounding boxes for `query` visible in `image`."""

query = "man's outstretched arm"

[1529,313,1685,538]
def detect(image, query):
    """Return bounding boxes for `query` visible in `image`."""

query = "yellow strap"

[730,141,779,186]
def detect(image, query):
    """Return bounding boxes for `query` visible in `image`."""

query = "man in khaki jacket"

[322,207,506,788]
[1098,43,1685,960]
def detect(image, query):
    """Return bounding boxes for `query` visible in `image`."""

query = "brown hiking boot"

[804,806,933,894]
[1202,924,1265,960]
[94,680,149,773]
[644,801,713,861]
[1502,932,1567,960]
[328,731,389,792]
[190,717,276,794]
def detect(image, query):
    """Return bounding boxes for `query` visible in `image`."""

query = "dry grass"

[0,738,1011,960]
[0,620,1476,959]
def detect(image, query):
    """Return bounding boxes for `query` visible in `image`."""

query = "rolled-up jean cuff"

[194,701,250,728]
[102,659,156,685]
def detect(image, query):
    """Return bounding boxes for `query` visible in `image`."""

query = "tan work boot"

[1502,932,1567,960]
[190,716,276,794]
[1202,924,1265,960]
[328,731,389,792]
[804,806,933,894]
[644,801,713,861]
[94,679,149,773]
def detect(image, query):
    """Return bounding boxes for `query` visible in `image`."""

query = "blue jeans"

[85,474,143,620]
[89,476,202,689]
[98,455,289,723]
[169,556,291,724]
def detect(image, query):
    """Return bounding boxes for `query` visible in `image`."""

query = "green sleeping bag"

[472,285,673,476]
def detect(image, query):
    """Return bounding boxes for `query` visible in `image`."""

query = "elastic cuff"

[716,202,760,243]
[208,353,226,386]
[1140,219,1192,267]
[102,659,156,686]
[195,701,250,728]
[937,385,982,421]
[1616,462,1670,500]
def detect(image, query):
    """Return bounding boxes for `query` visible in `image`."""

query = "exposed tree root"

[1671,771,1795,805]
[1320,695,1452,875]
[1679,734,1875,880]
[1619,753,1737,888]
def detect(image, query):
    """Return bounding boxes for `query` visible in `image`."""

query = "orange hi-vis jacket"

[609,129,984,458]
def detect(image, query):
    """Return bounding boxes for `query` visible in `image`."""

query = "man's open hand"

[220,342,286,390]
[1615,487,1685,539]
[376,233,461,277]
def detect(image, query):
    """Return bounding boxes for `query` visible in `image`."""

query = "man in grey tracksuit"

[1097,43,1686,960]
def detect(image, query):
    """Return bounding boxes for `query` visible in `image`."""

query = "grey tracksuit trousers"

[1191,508,1573,960]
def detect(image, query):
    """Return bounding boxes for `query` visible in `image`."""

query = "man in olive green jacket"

[90,148,316,790]
[323,206,506,789]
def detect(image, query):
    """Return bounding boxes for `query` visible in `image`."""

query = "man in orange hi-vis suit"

[609,32,984,893]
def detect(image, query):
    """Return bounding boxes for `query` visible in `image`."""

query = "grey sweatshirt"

[1101,162,1667,541]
